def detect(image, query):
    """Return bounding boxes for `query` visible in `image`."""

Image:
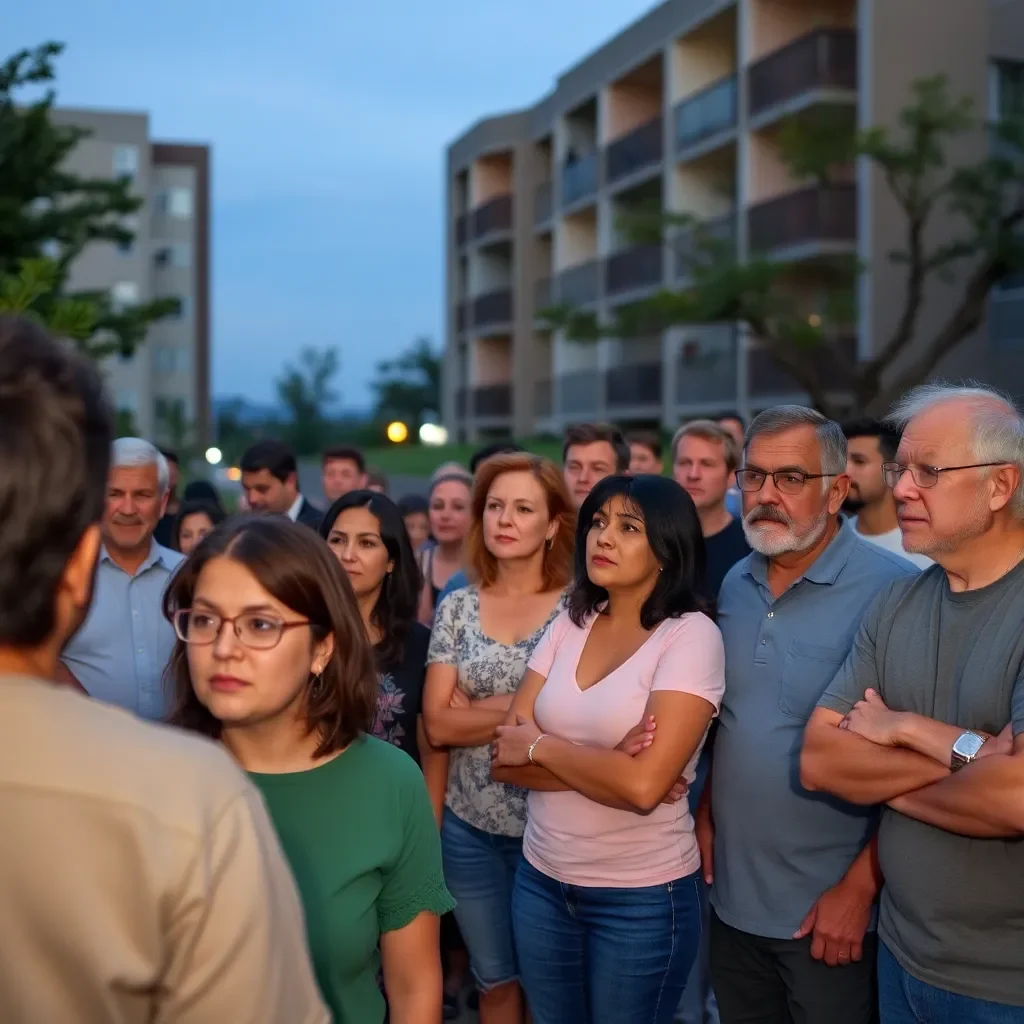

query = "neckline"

[572,614,670,694]
[473,586,563,647]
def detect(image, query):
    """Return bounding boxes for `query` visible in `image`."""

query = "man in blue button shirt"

[697,406,916,1024]
[60,438,184,719]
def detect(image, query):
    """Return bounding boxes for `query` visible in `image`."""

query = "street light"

[205,446,223,466]
[419,422,448,446]
[386,421,409,444]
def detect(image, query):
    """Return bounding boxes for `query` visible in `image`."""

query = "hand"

[695,803,714,885]
[978,723,1014,759]
[840,689,904,747]
[492,714,543,768]
[616,715,656,756]
[662,776,688,805]
[474,692,514,712]
[793,877,874,967]
[448,687,471,710]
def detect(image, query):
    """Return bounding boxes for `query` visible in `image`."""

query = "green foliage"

[371,336,441,426]
[275,346,340,456]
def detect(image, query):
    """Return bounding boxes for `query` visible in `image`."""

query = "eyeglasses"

[881,461,1008,489]
[172,608,311,650]
[735,468,835,495]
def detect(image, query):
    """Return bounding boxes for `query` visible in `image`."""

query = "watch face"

[954,732,986,759]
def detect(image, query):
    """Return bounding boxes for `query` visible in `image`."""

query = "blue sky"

[9,0,655,408]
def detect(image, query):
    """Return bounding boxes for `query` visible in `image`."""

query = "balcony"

[473,383,512,418]
[562,152,599,208]
[534,181,553,226]
[455,388,467,418]
[674,214,736,279]
[471,194,513,242]
[455,300,468,333]
[748,185,856,255]
[534,276,553,311]
[558,370,601,416]
[675,75,737,153]
[606,244,664,297]
[606,362,662,409]
[455,212,468,247]
[677,331,738,405]
[748,29,857,121]
[558,259,601,306]
[749,336,857,396]
[472,288,513,329]
[535,378,553,417]
[606,116,664,187]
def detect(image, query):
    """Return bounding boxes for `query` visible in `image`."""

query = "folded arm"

[422,662,509,748]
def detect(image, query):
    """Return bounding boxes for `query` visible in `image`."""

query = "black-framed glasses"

[735,468,835,495]
[881,461,1009,490]
[172,608,311,650]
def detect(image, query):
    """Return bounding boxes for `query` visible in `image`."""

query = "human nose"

[891,467,918,502]
[757,475,783,504]
[211,618,242,658]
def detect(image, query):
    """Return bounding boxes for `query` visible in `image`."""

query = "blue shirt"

[436,568,469,611]
[710,519,917,939]
[62,541,185,720]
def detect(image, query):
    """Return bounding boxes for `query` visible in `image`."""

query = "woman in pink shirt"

[492,473,725,1024]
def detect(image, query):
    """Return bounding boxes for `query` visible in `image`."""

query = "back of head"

[0,316,113,646]
[469,442,526,475]
[563,422,631,473]
[182,479,223,509]
[240,439,297,482]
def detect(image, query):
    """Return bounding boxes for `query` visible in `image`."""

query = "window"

[113,145,139,180]
[153,243,190,268]
[117,217,138,256]
[153,346,192,374]
[111,281,139,312]
[994,61,1024,121]
[169,187,193,219]
[115,389,139,414]
[169,295,191,321]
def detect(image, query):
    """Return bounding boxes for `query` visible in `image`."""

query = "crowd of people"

[1,310,1022,1024]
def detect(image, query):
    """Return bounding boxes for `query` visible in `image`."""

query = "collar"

[100,538,168,575]
[286,493,304,522]
[742,515,857,589]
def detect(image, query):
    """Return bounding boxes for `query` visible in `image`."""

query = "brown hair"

[626,430,663,460]
[467,453,575,591]
[671,419,740,472]
[562,422,631,473]
[164,515,377,757]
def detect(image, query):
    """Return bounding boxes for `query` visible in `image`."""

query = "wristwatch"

[950,730,986,771]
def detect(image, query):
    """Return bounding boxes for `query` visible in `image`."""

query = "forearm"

[423,707,506,747]
[417,719,449,828]
[894,714,966,765]
[840,834,882,898]
[385,971,442,1024]
[491,764,573,791]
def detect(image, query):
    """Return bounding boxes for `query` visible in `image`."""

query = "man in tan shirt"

[0,316,330,1024]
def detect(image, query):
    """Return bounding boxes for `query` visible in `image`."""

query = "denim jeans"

[512,857,703,1024]
[879,942,1024,1024]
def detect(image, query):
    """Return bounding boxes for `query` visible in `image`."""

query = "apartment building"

[51,108,212,448]
[445,0,1024,441]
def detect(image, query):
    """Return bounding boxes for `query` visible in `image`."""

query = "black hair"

[562,423,631,473]
[172,499,226,551]
[0,316,113,646]
[240,439,297,483]
[626,430,663,459]
[319,489,422,671]
[322,445,366,473]
[717,410,746,428]
[397,494,429,517]
[182,479,224,509]
[842,418,900,463]
[159,447,180,466]
[568,474,708,631]
[469,442,525,475]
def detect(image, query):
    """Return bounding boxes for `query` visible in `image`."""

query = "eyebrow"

[192,598,281,615]
[742,462,812,474]
[328,529,380,538]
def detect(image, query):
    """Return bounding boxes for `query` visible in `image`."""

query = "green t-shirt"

[249,735,455,1024]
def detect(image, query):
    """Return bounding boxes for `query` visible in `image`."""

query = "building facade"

[52,108,212,448]
[445,0,1024,441]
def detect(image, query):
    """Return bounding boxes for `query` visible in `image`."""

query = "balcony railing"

[455,301,468,333]
[455,388,467,418]
[534,181,553,226]
[674,214,736,279]
[606,244,664,297]
[748,335,857,396]
[472,194,513,240]
[748,184,856,254]
[535,378,553,417]
[472,288,513,328]
[534,276,553,311]
[558,259,601,306]
[606,362,662,408]
[473,383,512,418]
[558,370,601,416]
[749,28,857,119]
[562,152,599,208]
[677,331,738,405]
[675,75,738,151]
[606,115,664,186]
[455,212,468,246]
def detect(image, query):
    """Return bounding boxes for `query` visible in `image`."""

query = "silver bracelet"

[528,733,548,764]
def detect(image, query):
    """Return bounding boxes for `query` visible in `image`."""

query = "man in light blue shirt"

[61,438,184,719]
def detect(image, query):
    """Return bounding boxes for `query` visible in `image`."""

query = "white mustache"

[745,506,791,526]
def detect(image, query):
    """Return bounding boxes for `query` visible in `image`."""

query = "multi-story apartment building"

[445,0,1024,441]
[51,108,212,448]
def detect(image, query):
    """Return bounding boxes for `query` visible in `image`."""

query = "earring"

[545,537,554,550]
[310,669,325,697]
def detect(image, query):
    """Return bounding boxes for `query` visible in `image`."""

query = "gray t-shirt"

[820,562,1024,1005]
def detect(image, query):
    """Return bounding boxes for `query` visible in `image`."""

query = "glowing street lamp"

[386,421,409,444]
[418,422,448,446]
[205,446,223,466]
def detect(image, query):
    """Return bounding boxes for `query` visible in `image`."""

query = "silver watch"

[950,730,986,771]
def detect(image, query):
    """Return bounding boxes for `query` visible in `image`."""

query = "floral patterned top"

[372,622,430,764]
[427,585,564,837]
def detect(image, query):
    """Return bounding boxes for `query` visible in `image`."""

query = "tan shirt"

[0,674,331,1024]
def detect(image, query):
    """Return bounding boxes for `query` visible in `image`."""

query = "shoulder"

[845,532,921,584]
[355,735,426,793]
[157,544,185,572]
[659,611,724,652]
[406,621,431,655]
[720,552,755,595]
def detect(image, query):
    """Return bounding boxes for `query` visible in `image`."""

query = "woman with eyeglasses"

[165,516,454,1024]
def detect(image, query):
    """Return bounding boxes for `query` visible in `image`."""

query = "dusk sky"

[9,0,655,408]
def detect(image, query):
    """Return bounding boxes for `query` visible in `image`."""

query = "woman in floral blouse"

[423,454,575,1024]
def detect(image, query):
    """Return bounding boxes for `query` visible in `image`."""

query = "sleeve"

[527,610,571,678]
[651,614,726,712]
[161,784,330,1024]
[816,586,890,716]
[1011,674,1024,738]
[378,762,457,934]
[426,591,458,666]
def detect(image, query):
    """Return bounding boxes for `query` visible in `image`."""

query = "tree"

[0,42,178,360]
[275,346,340,456]
[371,336,441,427]
[546,77,1024,418]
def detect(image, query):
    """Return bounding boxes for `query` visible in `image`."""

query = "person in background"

[367,470,389,494]
[322,445,368,504]
[183,478,225,511]
[627,430,664,475]
[59,437,184,717]
[0,315,329,1024]
[153,447,181,547]
[563,423,631,510]
[424,453,574,1024]
[241,439,322,529]
[418,471,473,625]
[173,499,226,556]
[672,420,751,603]
[168,516,454,1024]
[493,474,724,1024]
[399,494,433,552]
[717,412,746,519]
[842,418,932,569]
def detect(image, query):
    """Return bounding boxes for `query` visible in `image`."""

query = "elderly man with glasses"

[695,405,917,1024]
[803,384,1024,1023]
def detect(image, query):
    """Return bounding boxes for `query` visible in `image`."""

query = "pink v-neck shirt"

[524,610,725,888]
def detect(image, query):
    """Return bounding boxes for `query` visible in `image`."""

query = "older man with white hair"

[803,383,1024,1021]
[697,406,917,1024]
[60,438,184,718]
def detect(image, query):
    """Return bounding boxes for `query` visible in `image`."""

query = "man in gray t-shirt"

[803,384,1024,1018]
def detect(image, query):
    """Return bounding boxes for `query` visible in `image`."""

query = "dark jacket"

[294,496,323,531]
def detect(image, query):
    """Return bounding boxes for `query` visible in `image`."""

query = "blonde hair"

[671,419,740,472]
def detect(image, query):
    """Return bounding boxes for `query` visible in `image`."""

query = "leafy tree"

[547,77,1024,418]
[275,346,340,456]
[371,336,441,427]
[0,42,178,360]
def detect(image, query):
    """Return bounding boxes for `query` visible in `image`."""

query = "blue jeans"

[879,941,1024,1023]
[441,808,523,991]
[512,857,703,1024]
